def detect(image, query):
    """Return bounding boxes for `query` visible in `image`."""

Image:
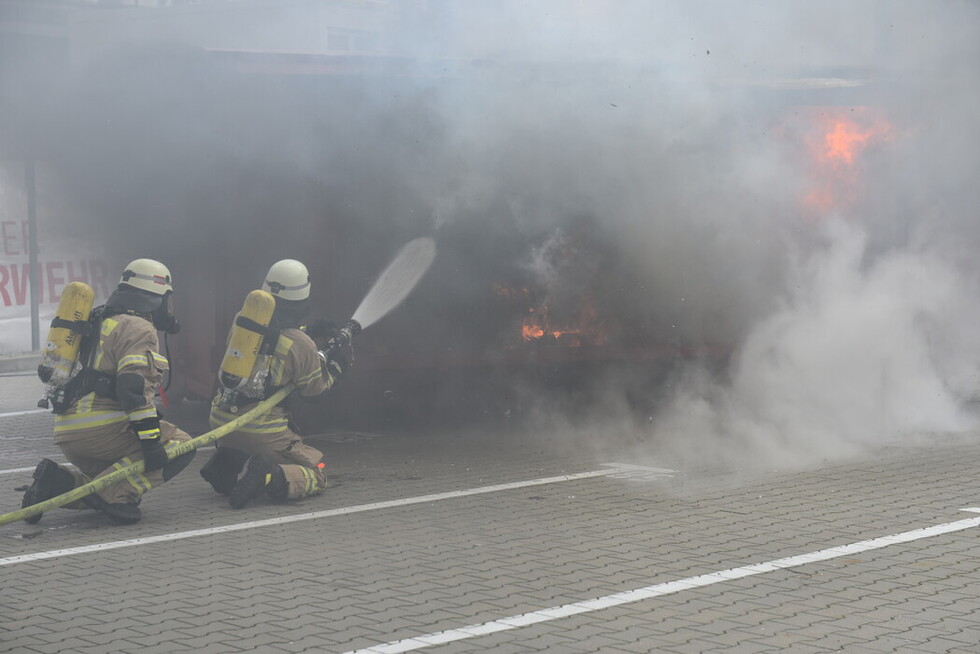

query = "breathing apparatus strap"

[49,368,116,414]
[48,306,113,414]
[162,331,174,393]
[236,315,278,339]
[49,317,97,336]
[260,327,288,408]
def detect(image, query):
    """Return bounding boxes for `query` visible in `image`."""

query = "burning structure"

[3,2,979,459]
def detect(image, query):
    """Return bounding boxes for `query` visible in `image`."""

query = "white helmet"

[263,259,310,301]
[120,258,173,295]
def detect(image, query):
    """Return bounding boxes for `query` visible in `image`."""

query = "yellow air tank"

[219,289,276,390]
[37,281,95,387]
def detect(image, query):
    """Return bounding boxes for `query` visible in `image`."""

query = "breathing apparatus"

[216,260,313,412]
[37,259,180,412]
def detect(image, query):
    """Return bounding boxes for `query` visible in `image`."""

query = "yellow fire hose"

[0,384,294,527]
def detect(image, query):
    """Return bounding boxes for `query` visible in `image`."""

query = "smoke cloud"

[4,1,980,468]
[649,220,980,471]
[431,1,980,469]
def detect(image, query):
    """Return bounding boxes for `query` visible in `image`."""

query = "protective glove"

[318,341,353,378]
[331,339,354,373]
[306,319,338,351]
[132,417,168,472]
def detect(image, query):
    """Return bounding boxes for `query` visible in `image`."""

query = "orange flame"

[522,306,548,342]
[802,107,892,213]
[519,299,607,345]
[822,119,875,164]
[522,323,545,340]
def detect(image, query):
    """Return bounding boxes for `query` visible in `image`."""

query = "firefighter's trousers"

[220,428,327,500]
[57,421,192,506]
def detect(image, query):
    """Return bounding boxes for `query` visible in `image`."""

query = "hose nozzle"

[324,319,361,355]
[342,319,362,341]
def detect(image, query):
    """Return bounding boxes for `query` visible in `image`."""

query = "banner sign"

[0,219,112,354]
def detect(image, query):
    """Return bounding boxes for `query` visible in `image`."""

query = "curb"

[0,354,39,374]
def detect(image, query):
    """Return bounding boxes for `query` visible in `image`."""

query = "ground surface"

[2,370,980,653]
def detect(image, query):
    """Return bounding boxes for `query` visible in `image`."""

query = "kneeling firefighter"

[201,259,355,509]
[22,259,195,525]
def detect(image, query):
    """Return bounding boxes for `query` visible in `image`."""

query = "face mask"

[153,293,181,334]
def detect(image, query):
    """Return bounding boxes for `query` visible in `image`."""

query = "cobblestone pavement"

[2,373,980,653]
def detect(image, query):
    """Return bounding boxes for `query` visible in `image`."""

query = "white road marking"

[0,463,656,566]
[0,467,40,476]
[0,409,48,418]
[342,509,980,654]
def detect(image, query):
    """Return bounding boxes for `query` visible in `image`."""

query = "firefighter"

[201,259,352,509]
[21,259,195,525]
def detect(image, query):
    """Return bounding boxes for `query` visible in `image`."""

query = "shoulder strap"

[77,306,107,371]
[50,317,97,336]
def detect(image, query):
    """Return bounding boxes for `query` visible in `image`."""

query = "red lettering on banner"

[66,260,88,285]
[0,258,110,307]
[3,221,30,255]
[9,264,31,305]
[0,266,9,306]
[1,221,17,255]
[46,261,65,303]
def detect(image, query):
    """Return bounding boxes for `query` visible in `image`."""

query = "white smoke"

[651,218,980,469]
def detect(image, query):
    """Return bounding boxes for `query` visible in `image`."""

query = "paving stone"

[4,372,980,653]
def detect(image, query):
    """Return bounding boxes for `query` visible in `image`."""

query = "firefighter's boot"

[22,459,76,524]
[83,493,142,525]
[200,447,249,495]
[229,457,285,509]
[265,465,290,502]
